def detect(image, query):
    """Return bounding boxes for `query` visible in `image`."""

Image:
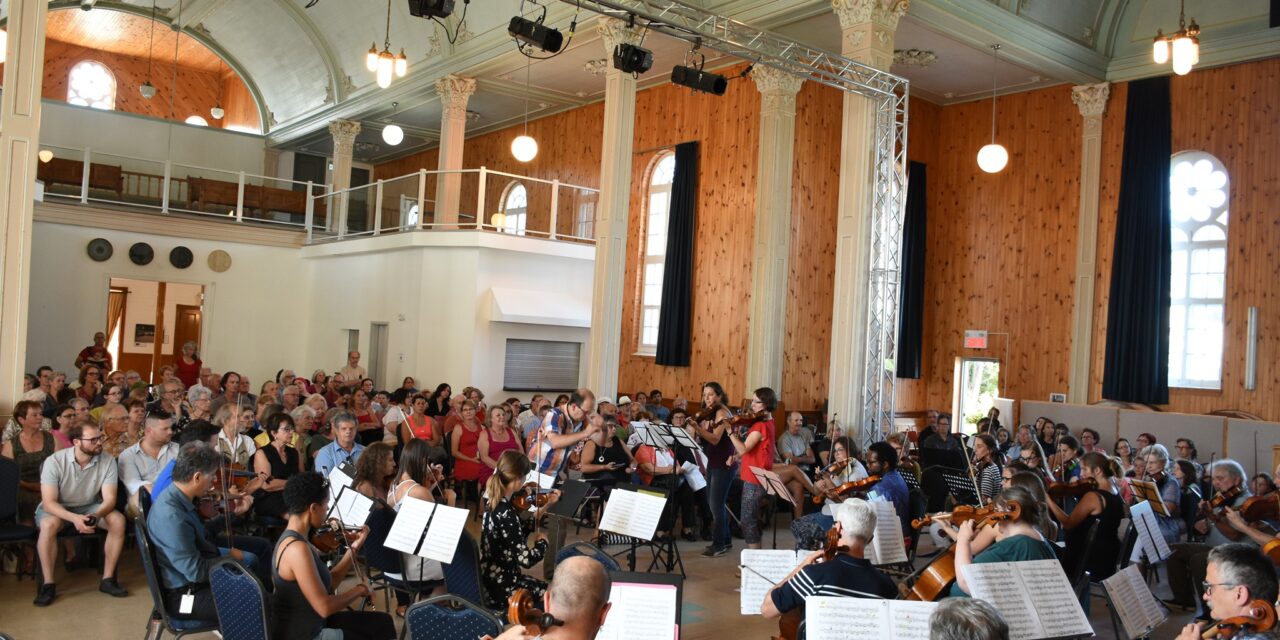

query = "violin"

[821,526,847,561]
[912,502,1010,531]
[1201,599,1277,638]
[196,493,244,519]
[817,458,850,480]
[215,463,256,491]
[1047,478,1099,499]
[776,529,846,640]
[1201,485,1244,522]
[309,518,360,554]
[508,588,562,635]
[1145,470,1168,485]
[905,501,1022,602]
[1236,491,1280,524]
[812,474,882,505]
[512,482,555,511]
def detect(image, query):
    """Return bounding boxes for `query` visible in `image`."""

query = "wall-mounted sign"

[964,330,988,349]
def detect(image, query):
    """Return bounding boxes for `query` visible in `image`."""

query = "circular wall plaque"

[169,246,194,269]
[128,242,154,265]
[207,250,232,273]
[86,238,113,262]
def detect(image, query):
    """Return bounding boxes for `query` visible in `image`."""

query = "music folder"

[547,478,591,519]
[384,495,469,563]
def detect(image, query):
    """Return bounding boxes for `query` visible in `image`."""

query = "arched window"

[66,61,116,110]
[1169,151,1229,389]
[638,152,676,355]
[496,182,527,235]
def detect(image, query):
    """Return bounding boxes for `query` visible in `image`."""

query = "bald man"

[489,556,613,640]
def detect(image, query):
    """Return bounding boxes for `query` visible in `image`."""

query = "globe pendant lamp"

[977,43,1008,174]
[511,54,538,162]
[382,102,404,146]
[140,0,158,99]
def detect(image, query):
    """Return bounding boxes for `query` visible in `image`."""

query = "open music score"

[598,487,666,541]
[1129,479,1171,517]
[961,559,1093,640]
[806,598,937,640]
[1101,565,1168,640]
[596,579,680,640]
[326,485,374,528]
[383,495,469,562]
[739,549,805,615]
[865,501,908,566]
[327,463,356,502]
[1129,500,1172,563]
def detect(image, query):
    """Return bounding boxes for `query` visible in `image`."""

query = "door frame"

[103,274,211,382]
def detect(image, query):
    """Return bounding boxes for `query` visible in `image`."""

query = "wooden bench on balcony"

[37,157,124,198]
[188,176,325,224]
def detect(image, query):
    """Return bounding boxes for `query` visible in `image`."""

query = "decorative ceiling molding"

[270,0,348,104]
[584,58,609,76]
[892,48,938,67]
[173,0,229,31]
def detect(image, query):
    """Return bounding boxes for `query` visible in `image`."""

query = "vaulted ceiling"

[5,0,1278,163]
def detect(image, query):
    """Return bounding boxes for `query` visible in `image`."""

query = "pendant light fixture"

[382,102,404,146]
[139,0,158,99]
[511,54,538,162]
[1152,0,1200,76]
[210,59,226,120]
[369,0,409,88]
[976,43,1008,174]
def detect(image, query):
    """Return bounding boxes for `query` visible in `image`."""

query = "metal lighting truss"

[553,0,909,447]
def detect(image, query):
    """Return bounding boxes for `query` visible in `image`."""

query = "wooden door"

[168,304,202,377]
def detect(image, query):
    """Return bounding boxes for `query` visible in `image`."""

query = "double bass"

[905,501,1022,601]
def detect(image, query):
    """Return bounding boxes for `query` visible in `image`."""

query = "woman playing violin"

[972,434,1003,504]
[790,437,869,550]
[1015,440,1053,485]
[727,387,778,551]
[385,440,451,616]
[693,382,736,558]
[1046,452,1125,580]
[1175,543,1280,640]
[1052,435,1084,484]
[481,449,560,606]
[951,486,1057,597]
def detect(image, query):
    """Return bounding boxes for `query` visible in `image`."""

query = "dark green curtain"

[655,142,698,366]
[1102,76,1172,404]
[896,161,927,379]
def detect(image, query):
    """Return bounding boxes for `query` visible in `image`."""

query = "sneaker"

[700,545,719,558]
[34,583,56,607]
[99,578,128,598]
[712,545,731,557]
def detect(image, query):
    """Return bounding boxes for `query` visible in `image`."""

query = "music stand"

[645,423,693,577]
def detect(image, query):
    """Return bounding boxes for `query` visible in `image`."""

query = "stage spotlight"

[407,0,453,19]
[509,16,563,53]
[612,43,653,74]
[671,65,727,95]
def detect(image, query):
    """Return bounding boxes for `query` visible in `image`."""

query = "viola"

[776,529,846,640]
[1201,485,1244,522]
[1047,478,1099,499]
[905,501,1022,602]
[215,463,256,491]
[508,588,562,636]
[309,519,360,554]
[812,474,882,505]
[1237,492,1280,524]
[1201,599,1277,638]
[512,483,555,511]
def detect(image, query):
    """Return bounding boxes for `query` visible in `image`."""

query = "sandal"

[396,605,407,618]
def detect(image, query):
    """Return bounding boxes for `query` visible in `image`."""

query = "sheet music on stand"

[1129,479,1171,517]
[596,571,682,640]
[864,501,908,566]
[327,463,356,502]
[806,597,937,640]
[961,559,1094,640]
[599,485,666,542]
[1128,501,1172,563]
[383,495,470,563]
[738,549,805,615]
[326,485,374,528]
[748,466,796,507]
[1101,565,1168,640]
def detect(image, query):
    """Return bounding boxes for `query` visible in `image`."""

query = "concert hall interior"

[1,0,1279,639]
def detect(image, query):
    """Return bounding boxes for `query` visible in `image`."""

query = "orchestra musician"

[1137,444,1185,545]
[791,440,904,550]
[726,387,778,551]
[886,432,920,484]
[1168,459,1254,618]
[929,599,1011,640]
[761,498,897,621]
[971,434,1003,504]
[1014,440,1052,485]
[1051,435,1083,483]
[1174,544,1280,640]
[486,556,613,640]
[1045,453,1125,580]
[950,486,1057,598]
[693,382,736,558]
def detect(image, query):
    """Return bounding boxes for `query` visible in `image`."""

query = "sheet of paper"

[866,501,908,565]
[1130,479,1170,517]
[739,549,805,615]
[415,502,468,562]
[599,489,667,541]
[961,563,1044,640]
[669,427,701,452]
[597,582,679,640]
[1126,564,1167,630]
[327,485,374,528]
[1103,566,1149,639]
[525,470,555,490]
[680,461,707,492]
[384,495,435,556]
[1129,501,1171,562]
[1018,560,1094,639]
[804,598,936,640]
[327,465,355,502]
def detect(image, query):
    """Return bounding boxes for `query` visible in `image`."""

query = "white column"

[1067,82,1110,404]
[0,0,49,409]
[826,0,905,436]
[328,119,361,231]
[583,18,643,399]
[745,67,804,396]
[434,74,477,227]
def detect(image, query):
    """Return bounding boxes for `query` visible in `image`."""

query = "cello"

[774,529,845,640]
[905,501,1022,601]
[508,588,562,635]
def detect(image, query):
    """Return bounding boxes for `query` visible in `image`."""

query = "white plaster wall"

[27,221,307,386]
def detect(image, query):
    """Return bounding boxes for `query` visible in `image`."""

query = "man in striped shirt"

[530,388,599,478]
[761,498,897,620]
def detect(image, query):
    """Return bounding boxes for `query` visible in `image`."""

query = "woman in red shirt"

[351,388,382,446]
[451,400,486,484]
[174,340,202,388]
[727,387,777,550]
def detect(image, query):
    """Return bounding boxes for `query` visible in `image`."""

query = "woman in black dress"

[254,413,304,519]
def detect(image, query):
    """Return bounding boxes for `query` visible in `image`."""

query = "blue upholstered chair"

[554,541,620,572]
[209,557,271,640]
[441,530,488,608]
[402,594,502,640]
[135,515,219,640]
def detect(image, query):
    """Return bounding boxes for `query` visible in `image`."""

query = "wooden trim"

[151,282,166,382]
[34,201,307,248]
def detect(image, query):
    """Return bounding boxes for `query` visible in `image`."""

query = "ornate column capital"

[597,17,644,53]
[1071,82,1111,118]
[327,119,362,149]
[436,74,477,119]
[831,0,909,31]
[752,66,803,116]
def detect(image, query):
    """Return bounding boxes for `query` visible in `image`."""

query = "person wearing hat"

[615,396,633,442]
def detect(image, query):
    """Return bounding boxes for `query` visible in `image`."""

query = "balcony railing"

[37,144,599,247]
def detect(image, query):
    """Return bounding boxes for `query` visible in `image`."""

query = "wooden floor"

[0,518,1200,639]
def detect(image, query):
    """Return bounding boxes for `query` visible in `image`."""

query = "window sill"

[1169,384,1223,393]
[633,351,656,358]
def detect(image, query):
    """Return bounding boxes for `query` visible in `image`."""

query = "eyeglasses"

[77,436,104,443]
[87,371,100,377]
[1202,581,1239,595]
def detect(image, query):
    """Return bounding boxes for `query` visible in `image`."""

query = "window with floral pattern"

[66,61,116,110]
[1169,151,1229,389]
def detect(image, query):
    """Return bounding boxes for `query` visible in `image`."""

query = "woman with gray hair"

[1138,443,1184,544]
[930,599,1009,640]
[187,385,214,422]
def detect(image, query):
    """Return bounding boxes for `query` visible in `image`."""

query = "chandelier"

[366,0,408,88]
[1152,0,1200,76]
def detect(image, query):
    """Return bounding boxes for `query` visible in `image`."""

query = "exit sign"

[965,330,988,349]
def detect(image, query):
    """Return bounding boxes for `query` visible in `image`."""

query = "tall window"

[499,182,528,235]
[1169,151,1229,389]
[638,153,676,355]
[67,61,116,110]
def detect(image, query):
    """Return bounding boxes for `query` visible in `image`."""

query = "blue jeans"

[707,464,737,548]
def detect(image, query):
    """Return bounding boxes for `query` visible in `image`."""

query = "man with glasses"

[922,414,962,452]
[147,379,190,432]
[74,331,113,372]
[119,410,179,517]
[1175,543,1278,639]
[1167,459,1253,619]
[33,421,128,606]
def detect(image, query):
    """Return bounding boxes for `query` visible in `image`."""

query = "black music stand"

[638,424,689,577]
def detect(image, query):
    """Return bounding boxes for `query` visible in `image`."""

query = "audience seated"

[117,409,179,516]
[315,412,364,477]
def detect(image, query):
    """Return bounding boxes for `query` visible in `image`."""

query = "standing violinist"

[761,499,897,622]
[1052,435,1084,484]
[1174,544,1280,640]
[950,486,1057,597]
[1045,453,1125,581]
[727,388,778,551]
[694,382,736,558]
[1168,459,1253,620]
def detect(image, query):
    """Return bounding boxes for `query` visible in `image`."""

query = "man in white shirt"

[339,350,367,384]
[118,411,179,516]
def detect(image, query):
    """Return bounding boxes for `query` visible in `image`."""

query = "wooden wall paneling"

[46,9,223,72]
[220,69,260,132]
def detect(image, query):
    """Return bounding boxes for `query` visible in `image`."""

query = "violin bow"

[329,505,373,610]
[960,435,985,507]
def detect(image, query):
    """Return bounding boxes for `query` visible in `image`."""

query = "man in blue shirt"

[865,441,911,535]
[147,442,270,621]
[315,413,365,478]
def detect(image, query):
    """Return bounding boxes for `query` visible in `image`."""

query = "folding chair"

[209,557,271,640]
[402,594,502,640]
[135,515,219,640]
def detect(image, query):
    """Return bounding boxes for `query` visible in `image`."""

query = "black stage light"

[509,16,564,53]
[612,43,653,74]
[671,65,727,95]
[407,0,454,18]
